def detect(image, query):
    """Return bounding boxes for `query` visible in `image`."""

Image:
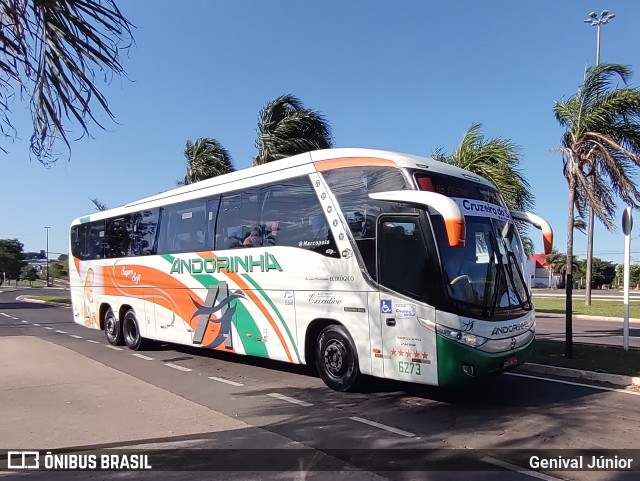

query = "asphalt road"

[0,290,639,481]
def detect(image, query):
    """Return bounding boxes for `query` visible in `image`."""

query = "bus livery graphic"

[191,281,246,349]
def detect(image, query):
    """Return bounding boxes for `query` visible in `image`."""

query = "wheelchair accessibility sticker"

[380,300,393,314]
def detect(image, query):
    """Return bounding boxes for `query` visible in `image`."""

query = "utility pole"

[583,10,615,306]
[45,226,51,287]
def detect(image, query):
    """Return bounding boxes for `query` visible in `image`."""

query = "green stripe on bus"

[241,273,301,363]
[160,255,268,358]
[79,216,90,224]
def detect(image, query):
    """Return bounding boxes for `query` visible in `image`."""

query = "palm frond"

[182,137,234,184]
[254,94,333,165]
[0,0,134,164]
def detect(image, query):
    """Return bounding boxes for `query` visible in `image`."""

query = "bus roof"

[70,148,495,225]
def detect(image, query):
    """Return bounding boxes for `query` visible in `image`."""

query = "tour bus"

[68,148,552,391]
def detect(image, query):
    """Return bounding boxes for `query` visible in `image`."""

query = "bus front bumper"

[436,334,534,387]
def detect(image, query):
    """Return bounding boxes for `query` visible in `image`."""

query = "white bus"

[69,148,552,391]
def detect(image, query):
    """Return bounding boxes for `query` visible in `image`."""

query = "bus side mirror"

[510,211,553,255]
[369,191,466,248]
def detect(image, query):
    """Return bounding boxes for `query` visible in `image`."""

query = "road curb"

[537,312,640,323]
[16,295,72,308]
[517,362,640,388]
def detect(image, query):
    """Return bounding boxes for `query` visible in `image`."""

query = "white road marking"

[267,392,313,407]
[44,327,53,330]
[12,317,19,320]
[165,363,192,372]
[86,340,100,344]
[481,456,562,481]
[0,313,10,317]
[105,345,123,351]
[33,323,40,327]
[506,372,640,396]
[69,335,82,339]
[132,353,154,361]
[209,376,244,387]
[54,330,67,334]
[21,320,28,323]
[349,416,414,437]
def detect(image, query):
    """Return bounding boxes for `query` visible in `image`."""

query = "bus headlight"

[436,325,487,348]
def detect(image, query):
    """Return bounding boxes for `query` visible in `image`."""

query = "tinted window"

[105,216,132,258]
[71,224,88,260]
[132,209,159,256]
[378,217,432,302]
[216,190,259,249]
[158,201,206,254]
[86,221,106,260]
[260,176,338,257]
[323,167,412,240]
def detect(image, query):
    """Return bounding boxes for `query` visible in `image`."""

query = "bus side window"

[216,190,259,250]
[260,176,338,257]
[87,221,106,260]
[132,209,159,255]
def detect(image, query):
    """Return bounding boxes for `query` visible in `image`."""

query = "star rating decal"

[388,348,429,359]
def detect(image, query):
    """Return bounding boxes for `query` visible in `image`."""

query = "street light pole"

[583,10,615,308]
[44,226,51,287]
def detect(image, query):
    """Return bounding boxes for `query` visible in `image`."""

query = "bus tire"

[315,324,359,392]
[104,307,123,346]
[122,310,146,351]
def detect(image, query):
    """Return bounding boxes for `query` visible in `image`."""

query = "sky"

[2,0,640,263]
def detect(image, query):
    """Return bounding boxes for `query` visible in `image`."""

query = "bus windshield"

[416,173,531,318]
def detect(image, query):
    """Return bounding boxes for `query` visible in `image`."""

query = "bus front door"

[377,216,438,385]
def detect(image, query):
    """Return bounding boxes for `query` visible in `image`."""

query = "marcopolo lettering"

[170,253,282,275]
[491,321,530,336]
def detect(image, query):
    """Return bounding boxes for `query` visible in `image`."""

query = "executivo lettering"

[491,320,530,336]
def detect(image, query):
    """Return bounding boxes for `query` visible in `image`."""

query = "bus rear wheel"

[104,307,123,346]
[315,325,359,392]
[122,310,146,351]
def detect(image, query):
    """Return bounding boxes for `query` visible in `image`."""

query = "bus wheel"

[122,310,146,351]
[104,307,123,346]
[315,325,359,392]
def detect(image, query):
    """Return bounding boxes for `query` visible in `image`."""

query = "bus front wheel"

[315,325,359,392]
[104,307,123,346]
[123,310,146,351]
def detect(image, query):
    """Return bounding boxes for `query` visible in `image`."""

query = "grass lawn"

[30,296,71,304]
[529,340,640,377]
[532,297,640,318]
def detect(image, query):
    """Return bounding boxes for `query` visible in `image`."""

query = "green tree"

[20,266,39,287]
[545,248,582,288]
[49,261,68,279]
[0,238,26,286]
[254,94,333,165]
[0,0,134,164]
[555,63,640,311]
[179,138,235,185]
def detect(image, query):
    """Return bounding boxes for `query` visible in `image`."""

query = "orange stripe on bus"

[197,252,294,363]
[313,157,396,172]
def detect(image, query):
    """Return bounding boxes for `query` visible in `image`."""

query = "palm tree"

[434,123,534,212]
[179,138,235,185]
[545,248,582,289]
[554,63,640,355]
[434,123,536,255]
[0,0,133,164]
[89,198,108,212]
[254,94,333,165]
